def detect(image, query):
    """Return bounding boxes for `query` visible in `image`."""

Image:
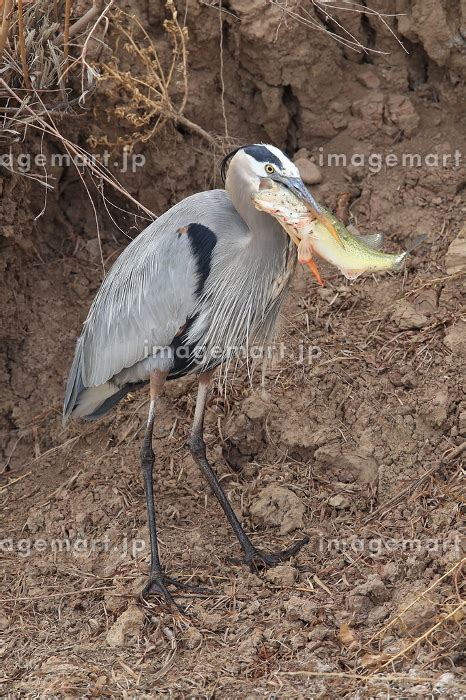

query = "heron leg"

[189,372,309,571]
[140,371,205,610]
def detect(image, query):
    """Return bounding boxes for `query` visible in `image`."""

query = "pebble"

[443,321,466,356]
[356,67,381,90]
[459,411,466,436]
[106,605,145,647]
[249,484,305,536]
[386,94,420,136]
[391,300,428,330]
[294,157,323,185]
[183,627,203,649]
[329,494,351,510]
[265,565,298,586]
[445,225,466,274]
[284,596,316,623]
[394,596,437,636]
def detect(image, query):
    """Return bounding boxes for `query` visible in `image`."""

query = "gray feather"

[64,187,296,421]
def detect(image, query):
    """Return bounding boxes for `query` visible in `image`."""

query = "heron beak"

[282,176,343,247]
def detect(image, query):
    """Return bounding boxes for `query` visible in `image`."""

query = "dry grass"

[0,0,236,246]
[270,0,407,55]
[0,0,100,141]
[89,1,238,157]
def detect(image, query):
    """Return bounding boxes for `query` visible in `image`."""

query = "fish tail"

[393,252,408,271]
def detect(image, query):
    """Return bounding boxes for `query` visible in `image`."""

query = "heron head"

[222,143,324,217]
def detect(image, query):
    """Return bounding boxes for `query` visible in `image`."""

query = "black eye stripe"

[243,145,284,170]
[220,144,286,183]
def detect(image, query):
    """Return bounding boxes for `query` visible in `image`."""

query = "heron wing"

[64,190,245,414]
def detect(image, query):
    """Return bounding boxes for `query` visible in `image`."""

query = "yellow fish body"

[251,184,407,281]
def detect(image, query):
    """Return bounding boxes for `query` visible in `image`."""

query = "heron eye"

[265,164,275,174]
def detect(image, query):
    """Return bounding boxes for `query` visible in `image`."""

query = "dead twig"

[53,0,104,46]
[369,602,465,674]
[0,0,13,61]
[368,560,465,643]
[16,0,30,89]
[63,0,72,65]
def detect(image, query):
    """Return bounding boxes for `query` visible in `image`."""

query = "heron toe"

[141,572,211,611]
[233,535,310,572]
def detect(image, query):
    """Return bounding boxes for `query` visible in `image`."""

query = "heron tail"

[63,336,147,423]
[71,381,147,421]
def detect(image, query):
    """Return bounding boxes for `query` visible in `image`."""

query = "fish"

[251,182,408,285]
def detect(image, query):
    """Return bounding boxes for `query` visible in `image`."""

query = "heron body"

[64,188,296,420]
[64,144,320,609]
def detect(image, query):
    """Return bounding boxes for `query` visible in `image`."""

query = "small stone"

[433,673,459,694]
[352,91,385,125]
[353,575,390,604]
[432,196,442,205]
[293,147,310,160]
[294,158,323,185]
[422,386,449,428]
[70,279,90,300]
[391,300,428,330]
[85,238,103,262]
[106,605,145,647]
[284,596,316,623]
[347,594,372,614]
[329,99,349,113]
[394,595,437,636]
[329,494,351,510]
[183,627,203,649]
[347,576,389,614]
[265,565,298,586]
[357,68,381,90]
[459,411,466,436]
[386,94,420,136]
[249,485,305,536]
[445,225,466,275]
[443,321,466,357]
[388,371,403,387]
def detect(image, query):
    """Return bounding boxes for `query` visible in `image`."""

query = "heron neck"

[227,186,288,254]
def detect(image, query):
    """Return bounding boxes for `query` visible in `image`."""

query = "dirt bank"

[1,1,465,696]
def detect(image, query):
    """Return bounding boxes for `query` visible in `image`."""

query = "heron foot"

[141,572,210,612]
[232,535,310,573]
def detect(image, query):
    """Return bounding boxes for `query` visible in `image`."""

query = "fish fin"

[405,234,427,254]
[297,237,314,262]
[342,269,363,280]
[352,231,385,250]
[305,259,324,286]
[393,252,408,271]
[390,234,426,272]
[313,211,345,248]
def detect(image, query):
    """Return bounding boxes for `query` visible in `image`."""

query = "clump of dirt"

[1,1,465,697]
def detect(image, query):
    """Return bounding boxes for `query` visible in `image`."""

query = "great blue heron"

[64,144,330,608]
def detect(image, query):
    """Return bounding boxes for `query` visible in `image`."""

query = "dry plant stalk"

[91,1,216,150]
[0,0,14,62]
[270,0,407,55]
[0,0,99,143]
